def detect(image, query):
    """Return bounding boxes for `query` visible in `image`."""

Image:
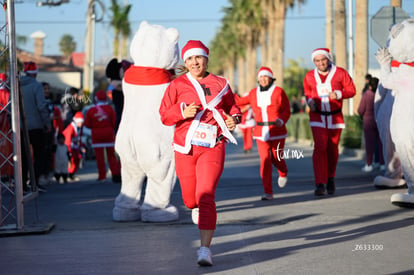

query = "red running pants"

[256,138,288,195]
[174,142,225,230]
[311,127,342,185]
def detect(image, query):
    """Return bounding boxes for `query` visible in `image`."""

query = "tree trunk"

[334,0,349,114]
[325,0,333,50]
[237,56,247,94]
[272,0,286,87]
[334,0,347,69]
[246,33,257,92]
[224,59,236,93]
[354,0,368,114]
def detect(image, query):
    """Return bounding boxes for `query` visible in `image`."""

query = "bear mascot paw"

[112,21,180,222]
[375,19,414,207]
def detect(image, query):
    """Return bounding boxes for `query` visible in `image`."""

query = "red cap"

[24,61,38,74]
[181,40,209,61]
[95,90,107,101]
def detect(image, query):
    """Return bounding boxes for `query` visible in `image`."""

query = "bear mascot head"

[112,21,180,222]
[376,19,414,206]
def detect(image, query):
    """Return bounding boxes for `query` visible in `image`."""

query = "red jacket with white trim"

[159,73,241,152]
[236,84,291,141]
[303,65,356,129]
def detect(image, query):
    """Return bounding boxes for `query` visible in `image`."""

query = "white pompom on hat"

[311,48,332,62]
[257,66,274,79]
[73,111,84,123]
[181,40,209,61]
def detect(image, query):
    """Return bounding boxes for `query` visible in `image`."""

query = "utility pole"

[82,0,104,94]
[83,0,95,94]
[347,0,354,115]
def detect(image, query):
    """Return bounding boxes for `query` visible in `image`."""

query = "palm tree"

[334,0,347,69]
[334,0,348,114]
[353,0,368,114]
[325,0,333,51]
[59,34,76,58]
[109,0,132,60]
[265,0,305,87]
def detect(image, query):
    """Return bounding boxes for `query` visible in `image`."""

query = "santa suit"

[238,104,255,151]
[63,121,83,176]
[236,83,291,195]
[84,102,120,180]
[160,72,241,230]
[303,64,356,185]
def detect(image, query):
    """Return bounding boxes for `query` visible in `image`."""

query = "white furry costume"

[376,19,414,206]
[373,83,405,188]
[112,21,180,222]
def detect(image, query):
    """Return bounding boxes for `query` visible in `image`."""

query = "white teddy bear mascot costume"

[375,18,414,206]
[113,21,180,222]
[373,83,405,188]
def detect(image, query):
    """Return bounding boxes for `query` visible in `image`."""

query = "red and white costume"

[160,70,241,230]
[63,112,84,177]
[236,68,291,195]
[303,49,356,186]
[113,21,179,222]
[238,103,255,152]
[84,91,121,181]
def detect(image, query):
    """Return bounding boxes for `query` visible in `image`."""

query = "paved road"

[1,138,414,275]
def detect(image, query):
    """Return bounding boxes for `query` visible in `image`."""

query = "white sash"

[312,65,344,129]
[175,72,237,154]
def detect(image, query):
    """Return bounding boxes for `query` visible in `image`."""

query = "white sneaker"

[361,164,373,172]
[197,246,213,266]
[278,176,288,188]
[191,208,199,225]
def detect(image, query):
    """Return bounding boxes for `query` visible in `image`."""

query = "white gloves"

[375,48,392,66]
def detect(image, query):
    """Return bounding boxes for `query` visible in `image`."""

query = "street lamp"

[37,0,69,7]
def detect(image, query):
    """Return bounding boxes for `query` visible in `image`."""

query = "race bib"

[317,83,332,98]
[191,123,217,148]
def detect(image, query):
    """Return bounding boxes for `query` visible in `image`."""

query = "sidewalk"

[1,139,413,275]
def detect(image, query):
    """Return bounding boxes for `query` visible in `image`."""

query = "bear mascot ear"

[105,58,122,80]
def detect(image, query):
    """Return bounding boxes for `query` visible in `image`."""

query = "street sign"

[371,6,410,47]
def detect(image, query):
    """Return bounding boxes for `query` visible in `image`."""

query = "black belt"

[216,135,225,143]
[315,109,341,116]
[256,121,276,126]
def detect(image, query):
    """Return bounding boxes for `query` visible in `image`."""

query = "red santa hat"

[95,90,107,101]
[181,40,209,61]
[73,111,84,123]
[257,66,274,79]
[311,48,332,62]
[23,61,38,74]
[0,73,7,82]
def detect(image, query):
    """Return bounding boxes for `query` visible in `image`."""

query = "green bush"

[286,113,312,142]
[286,113,362,149]
[340,115,362,149]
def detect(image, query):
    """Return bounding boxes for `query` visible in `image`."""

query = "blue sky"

[8,0,414,69]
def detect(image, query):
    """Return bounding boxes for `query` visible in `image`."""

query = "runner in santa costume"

[84,90,121,182]
[63,111,84,181]
[237,99,255,153]
[303,48,356,196]
[235,67,291,201]
[159,40,241,266]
